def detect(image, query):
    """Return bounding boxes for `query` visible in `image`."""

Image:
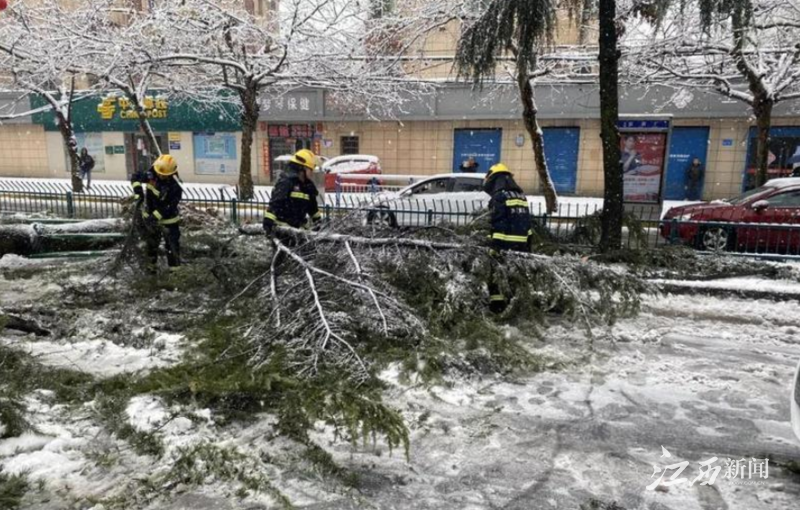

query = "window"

[255,0,277,16]
[370,0,394,18]
[453,178,484,192]
[341,136,360,155]
[766,190,800,207]
[411,178,451,195]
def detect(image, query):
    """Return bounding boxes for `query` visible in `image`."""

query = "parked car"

[365,173,489,227]
[322,155,382,192]
[661,178,800,253]
[273,154,328,175]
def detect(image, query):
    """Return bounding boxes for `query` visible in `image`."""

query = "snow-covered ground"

[1,258,799,509]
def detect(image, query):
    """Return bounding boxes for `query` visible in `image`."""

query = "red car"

[661,178,800,253]
[322,155,382,192]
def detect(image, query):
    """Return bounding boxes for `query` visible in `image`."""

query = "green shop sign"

[32,92,241,133]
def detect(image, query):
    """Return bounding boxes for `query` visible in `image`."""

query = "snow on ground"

[0,334,183,377]
[308,291,800,510]
[653,276,800,296]
[2,261,800,508]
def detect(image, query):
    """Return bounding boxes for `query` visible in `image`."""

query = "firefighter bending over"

[263,149,322,235]
[483,163,532,313]
[141,155,183,270]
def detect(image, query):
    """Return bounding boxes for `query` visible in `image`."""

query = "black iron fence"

[4,180,800,259]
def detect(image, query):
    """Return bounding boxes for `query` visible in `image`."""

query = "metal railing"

[5,180,800,259]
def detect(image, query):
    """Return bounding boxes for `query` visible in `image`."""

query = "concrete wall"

[319,118,605,195]
[0,124,50,177]
[319,117,794,201]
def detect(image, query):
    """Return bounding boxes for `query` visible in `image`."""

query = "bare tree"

[0,3,103,192]
[455,0,582,214]
[626,0,800,187]
[143,0,421,200]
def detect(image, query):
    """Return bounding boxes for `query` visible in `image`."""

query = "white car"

[321,154,380,174]
[365,173,490,227]
[273,154,328,174]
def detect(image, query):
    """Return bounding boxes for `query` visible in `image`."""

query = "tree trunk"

[579,0,595,46]
[0,222,124,257]
[130,94,162,160]
[55,109,83,193]
[752,94,774,188]
[518,70,557,213]
[238,83,258,201]
[598,0,622,252]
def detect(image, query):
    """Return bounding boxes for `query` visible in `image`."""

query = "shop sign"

[263,95,312,113]
[618,120,670,130]
[168,132,182,150]
[267,124,315,139]
[97,95,168,121]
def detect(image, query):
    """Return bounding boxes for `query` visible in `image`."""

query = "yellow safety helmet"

[488,163,510,175]
[289,149,317,171]
[153,154,178,176]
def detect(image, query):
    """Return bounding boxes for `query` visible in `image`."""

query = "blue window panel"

[453,129,502,174]
[665,127,710,200]
[542,127,580,194]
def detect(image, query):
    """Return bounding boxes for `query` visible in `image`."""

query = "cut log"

[0,313,51,336]
[0,220,126,257]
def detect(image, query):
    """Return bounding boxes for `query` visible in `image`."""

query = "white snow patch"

[0,433,53,457]
[0,335,183,376]
[2,450,85,480]
[126,396,169,433]
[653,276,800,295]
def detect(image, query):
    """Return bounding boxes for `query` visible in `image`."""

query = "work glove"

[263,217,275,237]
[311,217,329,232]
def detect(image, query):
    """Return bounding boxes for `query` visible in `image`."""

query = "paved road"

[302,293,800,510]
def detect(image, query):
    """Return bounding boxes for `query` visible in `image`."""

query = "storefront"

[261,123,323,180]
[31,93,242,182]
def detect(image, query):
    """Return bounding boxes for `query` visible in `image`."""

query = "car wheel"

[698,226,733,252]
[366,206,398,228]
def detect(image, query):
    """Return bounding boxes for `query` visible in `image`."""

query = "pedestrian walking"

[79,148,95,190]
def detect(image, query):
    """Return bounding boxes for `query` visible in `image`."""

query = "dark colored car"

[661,178,800,252]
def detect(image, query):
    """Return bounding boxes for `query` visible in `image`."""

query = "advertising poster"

[193,133,238,175]
[168,132,182,151]
[621,133,667,203]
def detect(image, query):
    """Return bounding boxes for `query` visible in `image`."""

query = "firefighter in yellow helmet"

[263,148,322,235]
[141,154,183,270]
[483,163,531,313]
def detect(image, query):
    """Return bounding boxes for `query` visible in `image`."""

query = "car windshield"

[726,186,772,205]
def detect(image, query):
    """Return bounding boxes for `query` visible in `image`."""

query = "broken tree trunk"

[0,219,126,257]
[0,313,50,336]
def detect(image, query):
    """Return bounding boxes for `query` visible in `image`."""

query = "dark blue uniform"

[141,174,183,269]
[484,172,531,253]
[483,170,531,313]
[263,164,321,231]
